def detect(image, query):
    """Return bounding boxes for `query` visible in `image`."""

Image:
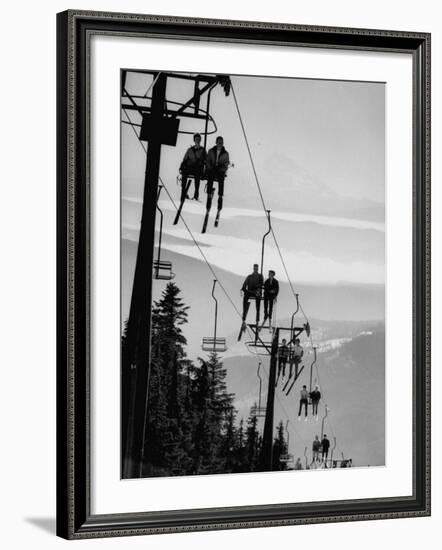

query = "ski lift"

[169,76,230,228]
[279,420,294,464]
[239,211,271,342]
[153,185,175,281]
[201,280,227,353]
[250,362,266,417]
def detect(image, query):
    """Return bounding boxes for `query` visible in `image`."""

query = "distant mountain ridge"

[223,325,385,469]
[122,239,385,360]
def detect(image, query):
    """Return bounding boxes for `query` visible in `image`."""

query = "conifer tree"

[245,412,261,471]
[192,352,235,474]
[272,420,289,471]
[142,283,192,476]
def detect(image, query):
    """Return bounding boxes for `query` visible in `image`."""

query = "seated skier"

[289,338,304,378]
[321,434,330,465]
[298,385,309,421]
[312,435,321,464]
[278,338,289,379]
[179,133,206,201]
[310,384,321,418]
[263,270,279,326]
[205,136,230,216]
[241,263,264,327]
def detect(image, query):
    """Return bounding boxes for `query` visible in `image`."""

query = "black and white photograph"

[121,70,386,479]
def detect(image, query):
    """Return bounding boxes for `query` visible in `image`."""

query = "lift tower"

[121,70,231,478]
[245,321,308,471]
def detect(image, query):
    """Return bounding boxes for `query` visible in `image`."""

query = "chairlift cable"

[231,83,299,303]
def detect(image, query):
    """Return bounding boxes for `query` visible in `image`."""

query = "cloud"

[122,197,385,285]
[153,227,384,285]
[123,196,384,232]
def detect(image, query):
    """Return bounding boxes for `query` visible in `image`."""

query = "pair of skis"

[282,364,305,395]
[173,178,221,233]
[202,205,221,233]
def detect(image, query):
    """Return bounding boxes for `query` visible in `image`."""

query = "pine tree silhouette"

[123,281,290,477]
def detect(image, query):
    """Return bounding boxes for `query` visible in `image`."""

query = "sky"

[121,71,385,316]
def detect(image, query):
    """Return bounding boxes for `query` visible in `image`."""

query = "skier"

[278,338,289,379]
[289,337,304,378]
[241,263,264,327]
[321,434,330,464]
[263,270,279,326]
[312,435,321,464]
[310,384,321,418]
[179,133,206,201]
[205,136,230,217]
[298,385,309,420]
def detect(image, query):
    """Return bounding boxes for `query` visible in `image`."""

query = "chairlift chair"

[250,404,267,418]
[201,280,228,354]
[238,211,272,342]
[279,420,294,464]
[201,336,227,353]
[153,260,175,281]
[250,363,266,417]
[154,186,175,281]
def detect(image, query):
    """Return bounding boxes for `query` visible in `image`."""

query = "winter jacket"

[310,390,321,403]
[264,277,279,298]
[312,439,321,452]
[206,145,230,175]
[241,272,264,294]
[292,344,303,360]
[180,145,206,173]
[300,389,309,401]
[321,438,330,451]
[279,344,289,360]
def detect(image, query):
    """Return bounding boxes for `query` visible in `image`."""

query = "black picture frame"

[56,9,431,540]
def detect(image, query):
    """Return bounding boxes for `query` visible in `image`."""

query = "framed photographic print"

[56,10,431,539]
